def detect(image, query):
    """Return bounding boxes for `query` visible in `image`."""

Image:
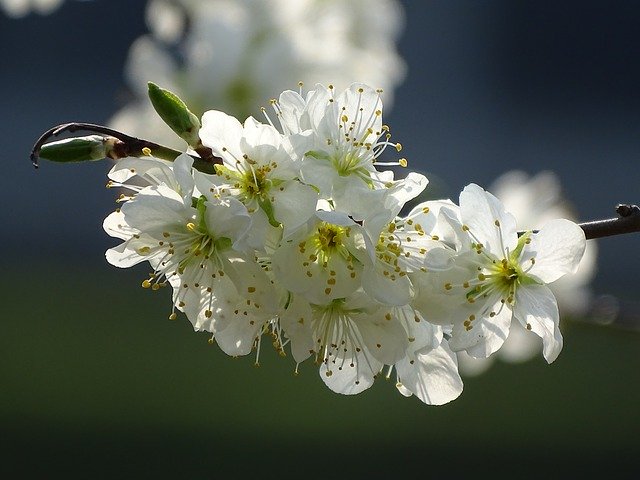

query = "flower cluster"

[102,83,587,405]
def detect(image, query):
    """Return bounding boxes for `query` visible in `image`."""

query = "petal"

[214,314,265,357]
[410,270,464,325]
[423,247,456,271]
[120,185,188,231]
[405,199,458,239]
[107,157,177,188]
[319,347,381,395]
[460,183,518,257]
[357,308,409,365]
[400,307,443,355]
[203,196,251,245]
[105,241,148,268]
[103,210,136,240]
[242,117,283,151]
[270,180,318,236]
[171,153,195,204]
[395,343,464,405]
[199,109,244,159]
[361,263,413,306]
[279,295,315,364]
[449,297,512,358]
[300,156,336,196]
[523,218,586,284]
[276,89,307,134]
[513,284,563,363]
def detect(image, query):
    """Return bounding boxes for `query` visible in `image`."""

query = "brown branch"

[518,204,640,240]
[578,204,640,240]
[30,122,222,174]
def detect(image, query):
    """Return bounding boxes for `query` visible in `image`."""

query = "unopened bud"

[148,82,201,147]
[38,135,107,163]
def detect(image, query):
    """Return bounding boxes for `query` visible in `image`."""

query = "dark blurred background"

[2,1,639,477]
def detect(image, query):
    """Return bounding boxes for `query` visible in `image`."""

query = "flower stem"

[30,122,221,174]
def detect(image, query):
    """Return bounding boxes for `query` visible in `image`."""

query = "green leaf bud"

[38,135,108,163]
[148,82,201,147]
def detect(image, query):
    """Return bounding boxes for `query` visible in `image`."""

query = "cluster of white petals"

[103,83,587,405]
[109,0,406,149]
[0,0,62,17]
[456,170,598,376]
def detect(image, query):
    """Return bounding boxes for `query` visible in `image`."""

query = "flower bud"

[147,82,201,147]
[38,135,107,163]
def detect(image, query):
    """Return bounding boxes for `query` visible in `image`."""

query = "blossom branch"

[578,204,640,240]
[30,122,221,174]
[517,204,640,241]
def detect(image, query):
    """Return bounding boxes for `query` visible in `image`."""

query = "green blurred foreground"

[2,258,639,477]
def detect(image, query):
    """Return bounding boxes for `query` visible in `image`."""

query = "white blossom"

[414,183,586,363]
[103,154,279,354]
[199,110,318,241]
[456,170,598,376]
[271,83,408,219]
[280,291,408,395]
[489,170,597,318]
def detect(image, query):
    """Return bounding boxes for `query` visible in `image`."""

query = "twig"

[30,122,221,174]
[578,204,640,240]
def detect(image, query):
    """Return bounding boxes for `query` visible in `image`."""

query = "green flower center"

[316,223,346,252]
[490,258,523,289]
[241,167,268,198]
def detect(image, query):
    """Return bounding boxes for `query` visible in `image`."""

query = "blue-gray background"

[1,1,639,477]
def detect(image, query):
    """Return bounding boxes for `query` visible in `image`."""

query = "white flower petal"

[319,348,381,395]
[105,241,148,268]
[270,181,318,236]
[524,218,586,284]
[120,185,187,232]
[107,156,177,188]
[200,109,244,159]
[276,89,307,134]
[279,295,315,364]
[395,344,463,405]
[514,284,563,363]
[214,314,264,357]
[449,297,512,358]
[103,210,135,241]
[203,197,251,246]
[357,309,409,365]
[460,183,518,257]
[362,264,412,306]
[171,153,196,204]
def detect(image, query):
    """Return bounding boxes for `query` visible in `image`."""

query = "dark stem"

[31,122,222,174]
[578,204,640,240]
[519,204,640,240]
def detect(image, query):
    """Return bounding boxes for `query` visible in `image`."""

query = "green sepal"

[38,135,107,163]
[148,82,201,147]
[195,195,209,231]
[305,150,331,161]
[511,231,532,261]
[214,236,233,252]
[258,197,281,228]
